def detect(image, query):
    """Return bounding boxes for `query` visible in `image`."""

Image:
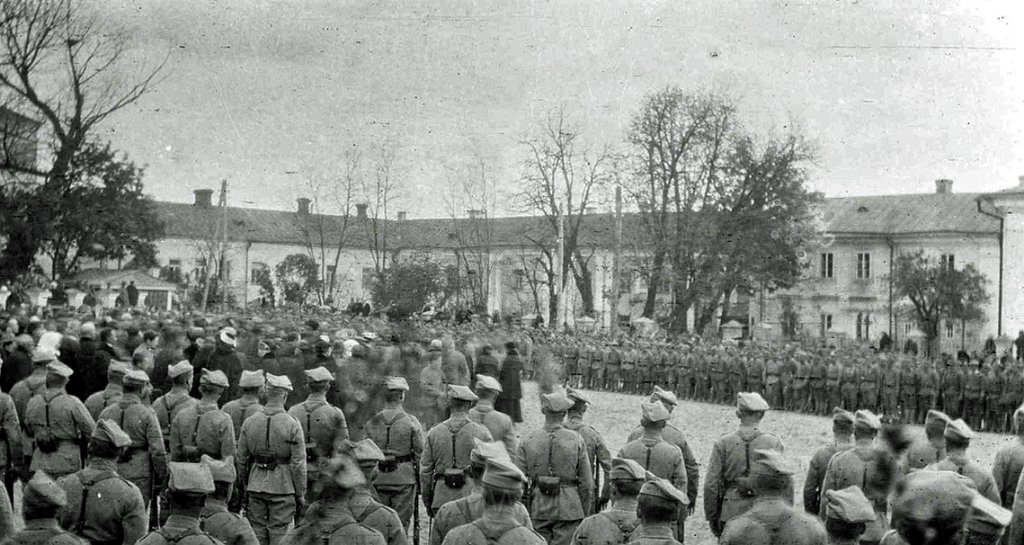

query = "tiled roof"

[154,191,999,251]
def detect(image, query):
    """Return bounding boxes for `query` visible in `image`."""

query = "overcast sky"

[95,0,1023,217]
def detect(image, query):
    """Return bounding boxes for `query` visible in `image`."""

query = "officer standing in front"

[363,376,424,531]
[420,385,493,516]
[24,361,96,480]
[237,374,307,545]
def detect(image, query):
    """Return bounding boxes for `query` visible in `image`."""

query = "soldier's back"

[925,458,999,503]
[720,500,826,545]
[57,466,147,544]
[993,441,1024,507]
[572,508,639,545]
[0,526,86,545]
[285,515,386,545]
[442,519,545,545]
[137,526,225,545]
[348,489,407,545]
[222,398,263,439]
[201,510,259,545]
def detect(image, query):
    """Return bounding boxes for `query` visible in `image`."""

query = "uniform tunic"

[802,439,851,515]
[991,440,1024,508]
[223,397,264,440]
[626,424,699,506]
[288,395,349,485]
[137,514,224,545]
[347,487,408,545]
[170,400,236,462]
[201,498,259,545]
[565,414,612,512]
[84,383,123,421]
[99,393,168,505]
[626,523,682,545]
[420,413,493,511]
[430,487,532,545]
[819,444,896,543]
[516,422,594,545]
[0,392,22,482]
[418,362,447,431]
[0,518,86,545]
[720,498,827,545]
[57,458,148,545]
[364,406,424,528]
[152,389,198,446]
[925,455,1000,503]
[25,388,95,478]
[703,428,785,536]
[570,498,640,545]
[467,399,516,456]
[9,370,46,425]
[284,501,385,545]
[440,509,545,545]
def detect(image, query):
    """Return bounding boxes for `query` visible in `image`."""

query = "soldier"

[10,346,56,425]
[984,363,1005,432]
[97,369,167,516]
[881,357,900,419]
[564,341,581,389]
[237,374,307,545]
[564,388,612,515]
[963,495,1012,545]
[587,342,604,391]
[720,450,826,545]
[859,358,879,413]
[440,457,545,545]
[840,359,858,411]
[153,361,199,452]
[419,344,447,432]
[883,470,976,545]
[630,387,700,511]
[25,361,95,480]
[603,342,621,392]
[825,358,842,411]
[283,452,386,545]
[578,343,593,391]
[822,486,877,545]
[420,385,493,516]
[676,351,692,402]
[904,409,950,473]
[468,374,516,456]
[924,419,999,503]
[803,408,854,516]
[195,456,257,544]
[634,346,652,395]
[620,343,637,395]
[0,472,86,545]
[765,356,782,409]
[941,359,964,418]
[917,361,940,425]
[223,370,265,440]
[170,369,235,463]
[363,377,424,531]
[57,419,147,545]
[727,354,746,403]
[631,478,689,545]
[569,458,643,545]
[84,361,128,421]
[818,410,894,544]
[704,392,785,538]
[779,355,795,412]
[618,402,686,542]
[746,356,765,398]
[809,357,827,415]
[1000,366,1023,434]
[0,379,23,508]
[430,439,532,545]
[963,361,986,431]
[345,439,408,545]
[289,367,349,492]
[992,406,1024,510]
[516,391,593,545]
[136,462,222,545]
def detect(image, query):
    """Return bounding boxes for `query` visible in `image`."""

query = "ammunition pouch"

[443,468,467,489]
[35,430,59,454]
[305,442,318,463]
[181,445,202,463]
[537,476,561,497]
[254,450,279,470]
[379,453,398,473]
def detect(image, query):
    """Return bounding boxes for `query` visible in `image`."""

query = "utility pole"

[199,180,227,312]
[554,202,565,331]
[610,185,622,334]
[217,179,229,310]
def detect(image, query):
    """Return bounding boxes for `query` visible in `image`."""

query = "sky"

[90,0,1024,218]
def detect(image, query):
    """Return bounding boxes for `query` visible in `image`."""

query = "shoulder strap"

[456,498,473,524]
[446,420,470,467]
[741,431,764,477]
[321,520,359,545]
[265,413,273,450]
[354,502,383,523]
[598,513,639,544]
[158,526,218,545]
[75,472,123,533]
[470,519,521,545]
[192,406,205,445]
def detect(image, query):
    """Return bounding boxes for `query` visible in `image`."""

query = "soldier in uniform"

[634,346,652,395]
[822,486,877,545]
[1000,366,1023,434]
[564,341,581,389]
[237,374,307,545]
[136,462,221,545]
[170,369,235,463]
[620,343,637,395]
[1,472,86,545]
[924,419,999,503]
[704,392,785,538]
[840,359,858,411]
[153,361,199,452]
[803,408,854,516]
[419,344,447,432]
[746,356,765,398]
[779,355,795,412]
[25,361,95,480]
[916,361,940,425]
[992,406,1024,510]
[825,358,842,411]
[676,351,692,402]
[603,343,621,392]
[97,369,167,516]
[345,439,408,545]
[439,457,545,545]
[792,357,810,413]
[883,470,977,545]
[764,356,782,410]
[818,410,894,545]
[904,409,950,473]
[516,391,593,545]
[10,346,53,429]
[0,379,23,507]
[727,354,746,403]
[941,359,964,418]
[859,358,879,413]
[468,374,516,456]
[199,455,259,545]
[985,363,1005,432]
[57,419,147,545]
[363,377,424,531]
[720,450,826,545]
[618,402,686,542]
[899,360,919,424]
[563,388,611,515]
[569,458,643,545]
[223,370,265,440]
[84,362,128,421]
[631,478,688,545]
[809,357,827,415]
[283,452,386,545]
[881,357,901,419]
[420,385,493,516]
[289,367,349,493]
[587,343,604,391]
[964,360,985,430]
[430,439,532,545]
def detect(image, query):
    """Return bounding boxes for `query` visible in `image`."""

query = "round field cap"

[218,327,237,347]
[168,462,215,494]
[201,454,237,483]
[32,346,59,364]
[24,471,67,509]
[351,439,386,467]
[303,366,335,383]
[323,454,366,489]
[200,369,229,388]
[825,486,876,524]
[475,374,502,392]
[650,386,678,406]
[124,369,150,386]
[384,376,409,391]
[471,438,510,464]
[750,449,796,477]
[46,361,73,378]
[265,373,293,392]
[168,360,194,378]
[944,419,974,441]
[737,392,770,412]
[481,457,527,492]
[854,410,882,431]
[541,391,575,413]
[832,408,854,425]
[447,384,478,402]
[92,419,132,448]
[239,370,265,388]
[641,402,671,423]
[566,388,590,405]
[639,477,689,506]
[609,458,646,481]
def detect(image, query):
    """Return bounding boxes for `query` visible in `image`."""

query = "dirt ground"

[6,382,1016,545]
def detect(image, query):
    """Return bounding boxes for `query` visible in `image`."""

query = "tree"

[893,250,989,357]
[0,0,165,278]
[370,255,451,321]
[275,253,320,306]
[443,147,498,312]
[361,140,402,279]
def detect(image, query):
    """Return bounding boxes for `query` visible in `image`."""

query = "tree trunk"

[695,293,723,335]
[570,257,596,316]
[643,250,666,318]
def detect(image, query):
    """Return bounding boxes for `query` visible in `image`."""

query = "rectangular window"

[250,262,267,285]
[905,323,912,335]
[167,259,182,274]
[940,254,955,271]
[511,269,525,290]
[820,253,834,278]
[945,322,955,339]
[820,314,833,336]
[856,253,871,279]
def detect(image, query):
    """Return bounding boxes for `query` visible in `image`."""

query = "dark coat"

[497,352,523,400]
[75,338,112,399]
[192,344,245,400]
[0,346,32,393]
[474,354,500,378]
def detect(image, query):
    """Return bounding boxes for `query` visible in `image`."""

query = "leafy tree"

[892,250,989,357]
[371,255,450,320]
[275,253,320,305]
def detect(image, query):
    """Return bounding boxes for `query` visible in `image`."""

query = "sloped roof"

[818,193,998,236]
[70,269,179,291]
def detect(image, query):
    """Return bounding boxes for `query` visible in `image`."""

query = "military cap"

[46,360,73,378]
[925,409,951,427]
[429,339,443,351]
[265,373,293,392]
[945,419,974,441]
[168,462,215,494]
[384,376,409,391]
[303,366,335,383]
[750,449,796,477]
[32,346,59,364]
[447,384,478,402]
[124,369,150,386]
[641,401,671,423]
[892,470,975,526]
[609,458,646,481]
[854,410,882,431]
[92,418,132,448]
[352,439,386,467]
[239,369,265,388]
[107,361,131,377]
[201,454,237,483]
[832,408,855,425]
[566,387,590,405]
[639,477,690,506]
[650,386,679,407]
[540,391,574,413]
[471,438,510,464]
[475,374,502,392]
[737,392,770,412]
[218,326,237,347]
[967,494,1012,536]
[350,343,367,358]
[24,471,67,509]
[323,454,366,489]
[825,486,876,523]
[200,369,230,388]
[481,457,527,492]
[168,360,194,378]
[504,341,517,351]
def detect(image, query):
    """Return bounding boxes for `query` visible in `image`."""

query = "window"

[511,269,525,290]
[250,262,268,285]
[905,323,912,336]
[856,253,871,279]
[856,313,871,340]
[945,322,955,339]
[167,259,182,275]
[940,254,955,271]
[820,313,833,337]
[820,253,834,278]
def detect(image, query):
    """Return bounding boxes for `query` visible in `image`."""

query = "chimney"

[935,179,953,194]
[585,206,597,214]
[356,203,368,218]
[397,211,407,221]
[193,189,213,208]
[1018,175,1024,189]
[467,209,485,220]
[296,197,310,216]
